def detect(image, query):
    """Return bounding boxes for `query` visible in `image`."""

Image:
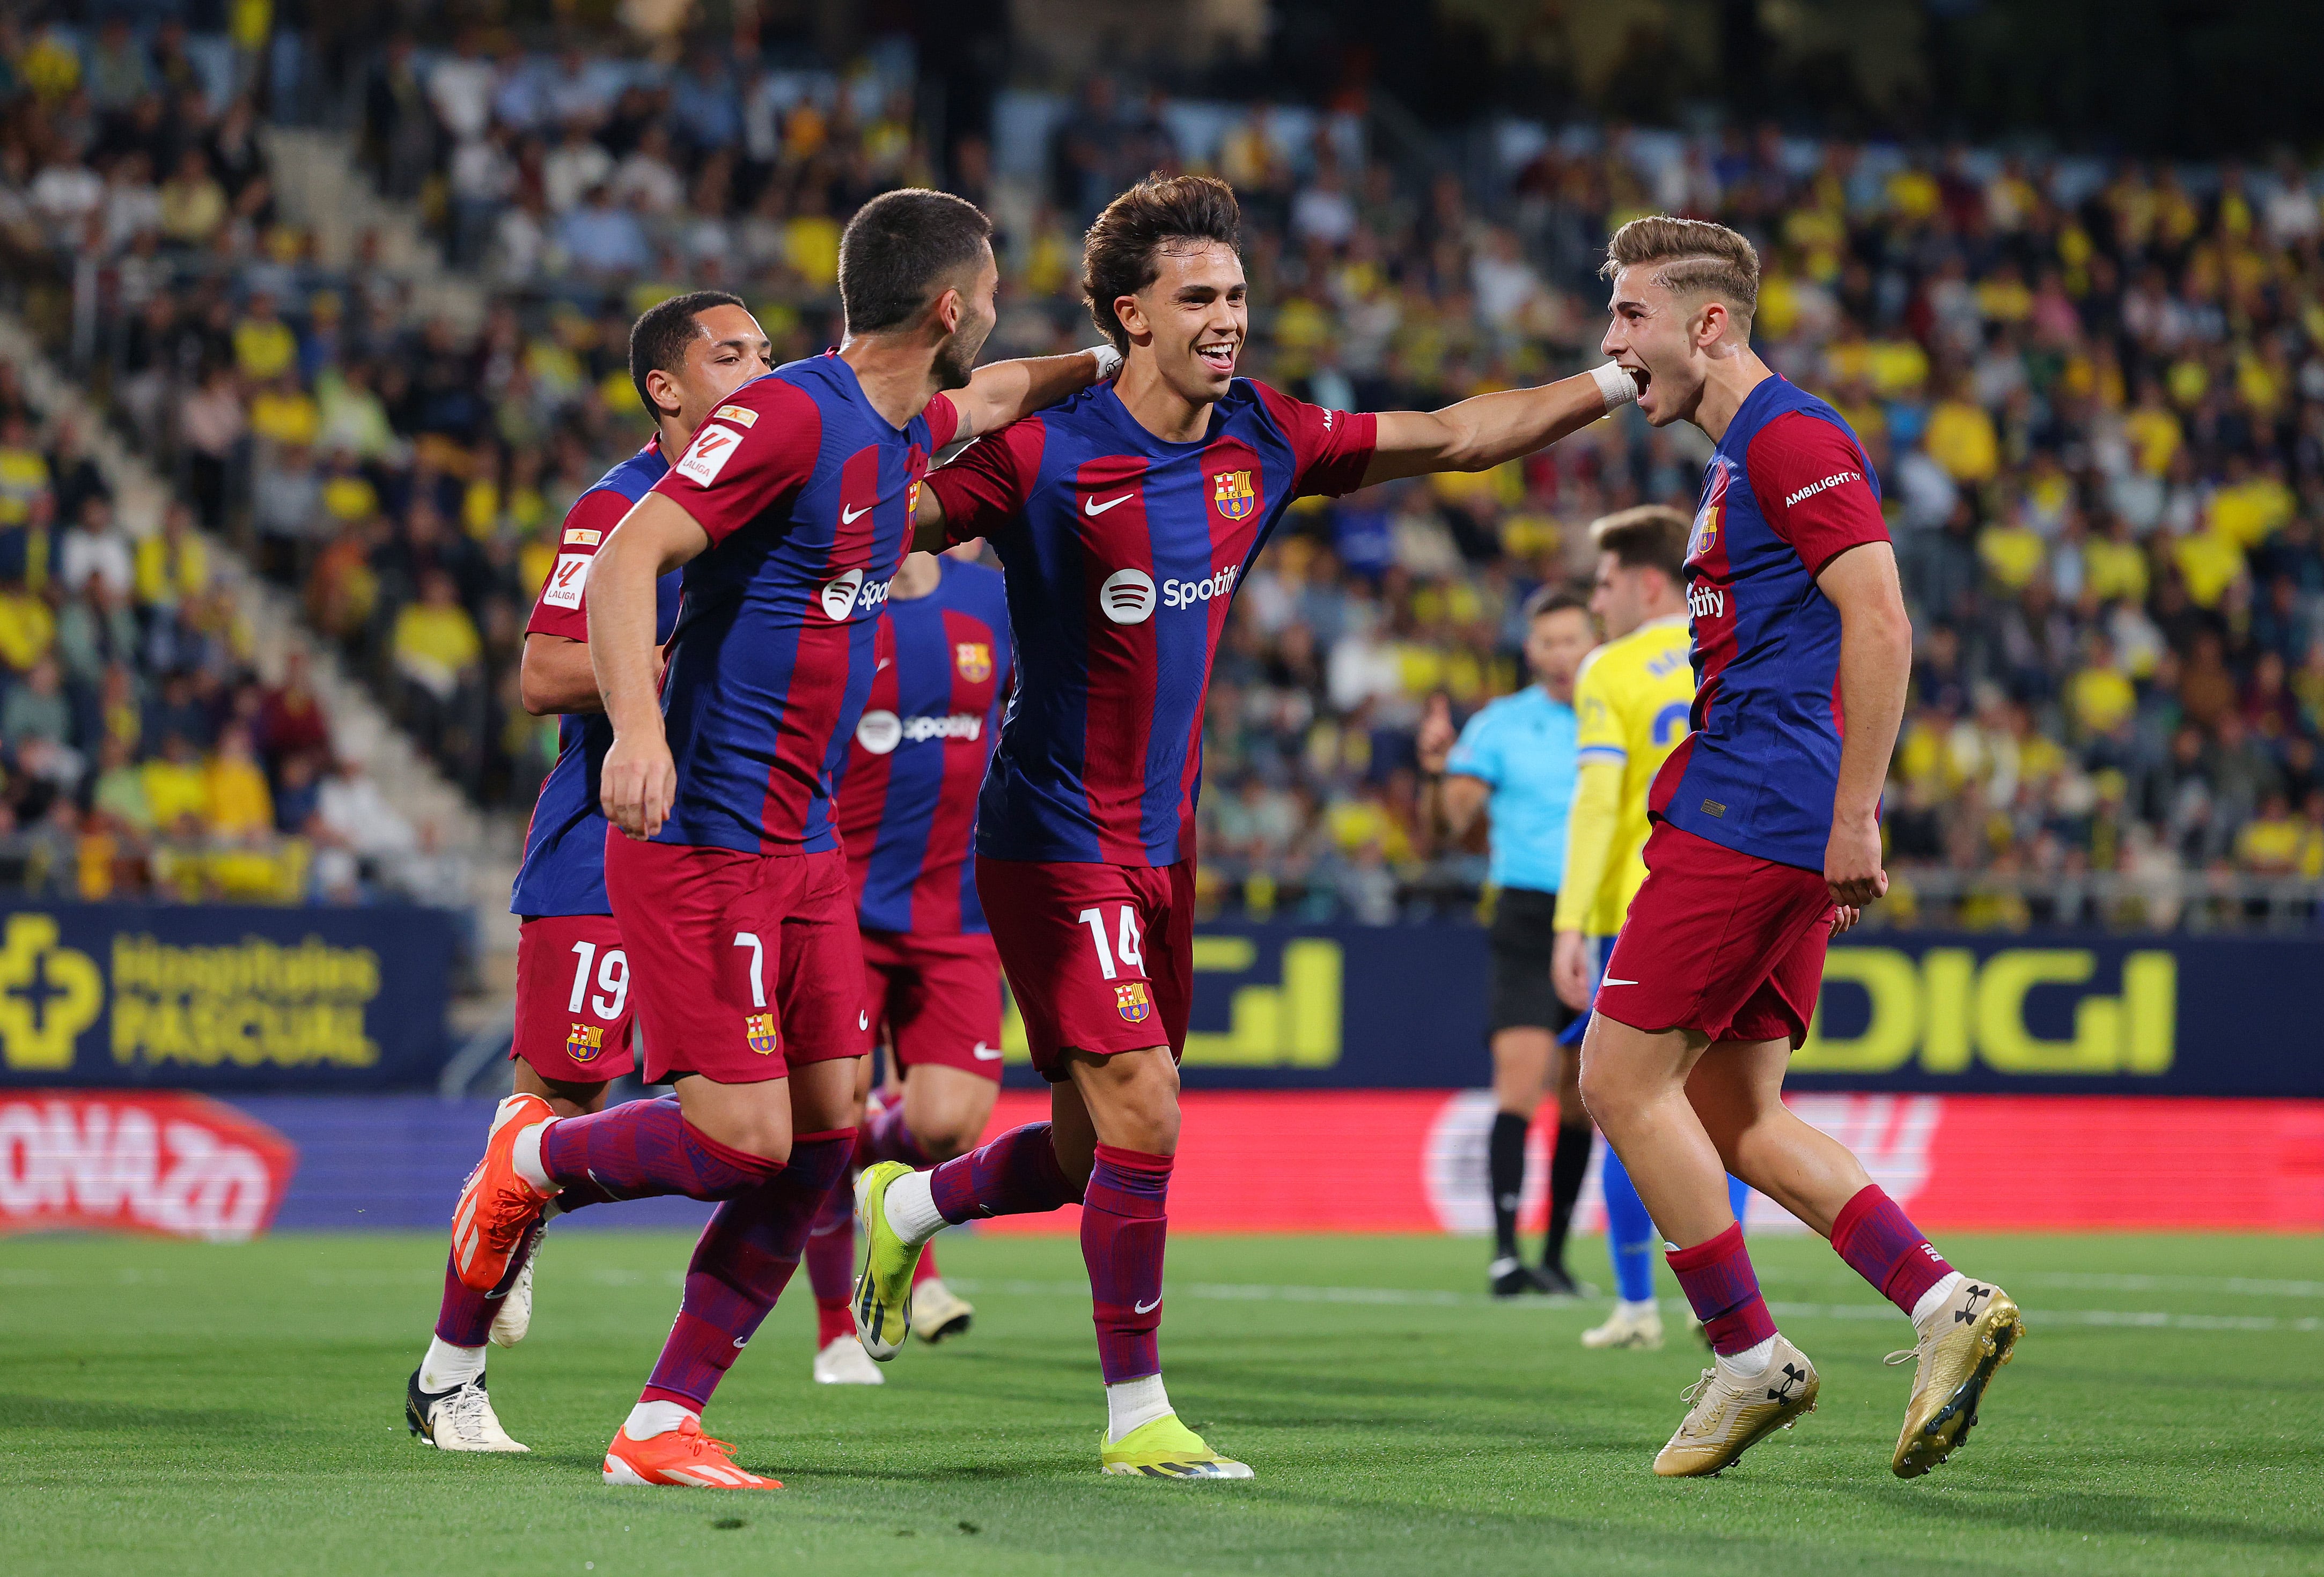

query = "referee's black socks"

[1488,1111,1529,1260]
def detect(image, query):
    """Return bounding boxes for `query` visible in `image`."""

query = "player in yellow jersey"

[1551,506,1752,1351]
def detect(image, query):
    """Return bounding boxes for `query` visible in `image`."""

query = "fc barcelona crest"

[566,1022,605,1064]
[745,1012,781,1055]
[1114,981,1154,1023]
[955,641,993,683]
[1690,459,1731,561]
[1213,469,1256,520]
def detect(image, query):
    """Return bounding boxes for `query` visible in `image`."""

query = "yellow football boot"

[1100,1414,1255,1479]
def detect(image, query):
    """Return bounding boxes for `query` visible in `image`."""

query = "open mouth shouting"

[1195,338,1239,377]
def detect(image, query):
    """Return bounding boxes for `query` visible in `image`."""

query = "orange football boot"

[452,1093,557,1291]
[601,1417,783,1490]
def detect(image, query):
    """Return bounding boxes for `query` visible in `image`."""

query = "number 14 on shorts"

[1077,905,1144,981]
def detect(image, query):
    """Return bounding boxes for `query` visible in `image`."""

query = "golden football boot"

[1652,1336,1819,1477]
[1887,1276,2024,1478]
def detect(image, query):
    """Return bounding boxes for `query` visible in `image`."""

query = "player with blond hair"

[1585,216,2022,1477]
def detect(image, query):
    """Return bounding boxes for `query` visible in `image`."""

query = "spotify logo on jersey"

[821,569,865,621]
[855,710,902,754]
[1099,568,1157,624]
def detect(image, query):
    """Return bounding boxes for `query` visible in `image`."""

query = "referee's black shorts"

[1486,886,1575,1037]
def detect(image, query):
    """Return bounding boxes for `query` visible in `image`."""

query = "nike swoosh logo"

[1133,1296,1161,1314]
[1601,977,1639,987]
[1084,493,1132,515]
[876,659,892,672]
[841,503,873,523]
[859,1012,870,1030]
[971,1043,1003,1061]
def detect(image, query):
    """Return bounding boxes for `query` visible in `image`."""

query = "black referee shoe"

[1490,1257,1553,1298]
[1533,1262,1592,1299]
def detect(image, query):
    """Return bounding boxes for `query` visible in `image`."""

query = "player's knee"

[1576,1055,1635,1130]
[910,1111,983,1162]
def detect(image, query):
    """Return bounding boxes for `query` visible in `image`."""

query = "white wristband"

[1592,361,1639,412]
[1088,343,1124,381]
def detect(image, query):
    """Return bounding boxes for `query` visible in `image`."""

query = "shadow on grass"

[1834,1475,2322,1552]
[0,1394,256,1438]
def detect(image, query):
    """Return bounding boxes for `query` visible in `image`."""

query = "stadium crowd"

[6,15,2324,923]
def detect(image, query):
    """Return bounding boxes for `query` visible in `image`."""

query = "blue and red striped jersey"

[1649,375,1890,871]
[923,379,1376,866]
[833,557,1012,935]
[510,439,683,918]
[647,354,959,854]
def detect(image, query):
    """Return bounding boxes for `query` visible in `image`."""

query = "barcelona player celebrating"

[856,174,1644,1479]
[442,189,1112,1490]
[407,291,769,1453]
[799,542,1014,1384]
[1585,216,2021,1478]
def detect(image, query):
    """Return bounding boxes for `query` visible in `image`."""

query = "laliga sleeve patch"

[541,552,593,610]
[675,423,743,487]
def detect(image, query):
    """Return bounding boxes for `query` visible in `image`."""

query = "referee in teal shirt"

[1418,588,1597,1298]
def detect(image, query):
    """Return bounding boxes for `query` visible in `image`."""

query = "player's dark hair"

[629,290,746,422]
[837,188,995,336]
[1082,174,1242,354]
[1591,504,1690,584]
[1522,586,1590,623]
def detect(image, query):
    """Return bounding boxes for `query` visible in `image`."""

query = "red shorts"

[975,855,1194,1082]
[1598,823,1835,1048]
[605,834,869,1084]
[861,930,1005,1081]
[511,913,637,1083]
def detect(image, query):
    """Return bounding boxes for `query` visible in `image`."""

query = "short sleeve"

[1746,409,1890,576]
[923,389,963,452]
[1254,382,1379,499]
[1445,708,1502,786]
[651,378,822,545]
[923,419,1042,546]
[525,487,634,640]
[1573,655,1627,764]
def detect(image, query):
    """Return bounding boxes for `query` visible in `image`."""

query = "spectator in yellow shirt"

[2083,514,2150,603]
[392,571,484,700]
[2171,529,2246,609]
[2234,793,2305,876]
[232,291,298,381]
[142,733,211,835]
[1924,380,2000,483]
[248,375,321,448]
[2208,458,2294,549]
[0,412,50,527]
[0,580,56,672]
[2121,381,2181,476]
[135,502,212,613]
[2067,637,2137,738]
[204,723,275,841]
[1978,516,2046,591]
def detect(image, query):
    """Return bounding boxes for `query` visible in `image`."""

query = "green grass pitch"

[2,1229,2316,1576]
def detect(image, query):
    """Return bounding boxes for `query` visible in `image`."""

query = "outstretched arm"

[940,345,1119,441]
[591,493,711,839]
[1360,365,1636,487]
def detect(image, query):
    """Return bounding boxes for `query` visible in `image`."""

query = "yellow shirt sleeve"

[1556,758,1625,931]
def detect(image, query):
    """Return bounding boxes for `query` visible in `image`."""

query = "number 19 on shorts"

[567,940,630,1020]
[1077,905,1144,981]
